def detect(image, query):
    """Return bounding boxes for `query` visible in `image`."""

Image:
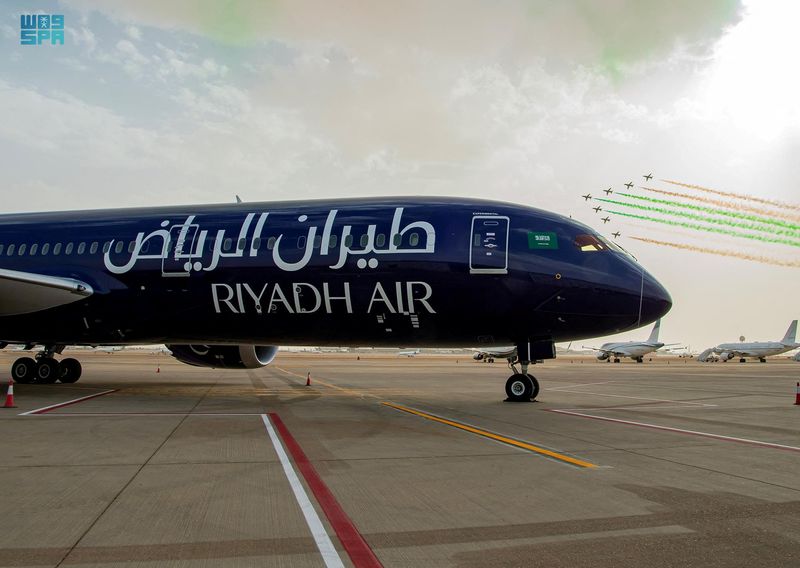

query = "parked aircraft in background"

[398,349,421,357]
[584,319,674,363]
[471,346,516,363]
[699,320,798,363]
[0,196,670,401]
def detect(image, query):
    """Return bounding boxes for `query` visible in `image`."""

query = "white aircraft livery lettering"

[211,281,436,315]
[104,208,436,275]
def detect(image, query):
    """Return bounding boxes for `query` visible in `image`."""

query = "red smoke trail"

[663,179,800,212]
[630,236,800,268]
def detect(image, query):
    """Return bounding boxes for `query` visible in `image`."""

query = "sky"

[1,0,798,351]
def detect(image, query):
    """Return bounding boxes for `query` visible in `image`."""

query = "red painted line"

[21,389,118,415]
[548,409,800,453]
[269,413,383,568]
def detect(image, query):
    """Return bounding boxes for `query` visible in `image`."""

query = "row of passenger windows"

[0,232,422,258]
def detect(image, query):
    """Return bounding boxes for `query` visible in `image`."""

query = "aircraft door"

[470,216,509,274]
[162,223,199,277]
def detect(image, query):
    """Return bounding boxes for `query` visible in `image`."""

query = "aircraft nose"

[639,271,672,323]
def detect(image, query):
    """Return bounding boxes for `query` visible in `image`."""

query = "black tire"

[58,358,82,383]
[505,374,533,402]
[614,358,620,363]
[35,358,59,384]
[11,357,36,384]
[527,373,540,400]
[739,358,746,363]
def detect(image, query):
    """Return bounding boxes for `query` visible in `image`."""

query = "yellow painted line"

[382,402,597,469]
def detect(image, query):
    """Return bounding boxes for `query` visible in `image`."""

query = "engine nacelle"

[720,352,734,361]
[166,344,279,369]
[596,352,610,360]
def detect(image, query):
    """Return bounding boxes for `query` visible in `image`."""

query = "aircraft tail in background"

[647,319,661,343]
[781,320,798,345]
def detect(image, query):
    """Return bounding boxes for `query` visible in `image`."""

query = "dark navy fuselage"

[0,197,671,348]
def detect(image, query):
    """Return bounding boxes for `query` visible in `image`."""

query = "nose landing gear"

[11,345,82,384]
[504,340,553,402]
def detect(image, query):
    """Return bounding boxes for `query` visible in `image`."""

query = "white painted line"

[549,389,716,407]
[549,409,800,453]
[19,389,117,415]
[27,413,264,417]
[260,414,344,568]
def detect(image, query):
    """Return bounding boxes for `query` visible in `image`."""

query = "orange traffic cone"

[3,380,16,409]
[306,372,311,386]
[795,382,800,406]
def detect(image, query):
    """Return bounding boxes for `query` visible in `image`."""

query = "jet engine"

[720,352,734,361]
[596,352,610,360]
[166,344,279,369]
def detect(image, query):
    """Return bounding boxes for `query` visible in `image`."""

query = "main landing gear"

[11,346,82,384]
[504,358,540,403]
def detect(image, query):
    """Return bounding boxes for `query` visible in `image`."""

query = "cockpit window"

[598,235,637,260]
[574,234,607,252]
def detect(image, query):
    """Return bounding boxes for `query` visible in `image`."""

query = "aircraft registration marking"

[382,402,597,468]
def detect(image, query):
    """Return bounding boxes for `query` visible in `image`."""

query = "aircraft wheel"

[739,358,746,363]
[614,358,620,363]
[527,374,540,400]
[35,358,59,384]
[636,357,643,363]
[505,374,533,402]
[11,357,36,384]
[759,358,766,363]
[58,358,82,383]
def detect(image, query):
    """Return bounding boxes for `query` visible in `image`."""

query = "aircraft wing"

[0,268,94,316]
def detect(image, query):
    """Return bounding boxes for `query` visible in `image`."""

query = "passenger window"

[6,244,14,256]
[409,233,419,247]
[141,240,150,254]
[65,243,73,255]
[344,234,353,247]
[115,241,124,254]
[267,237,276,250]
[18,244,26,256]
[314,235,322,249]
[574,234,607,252]
[90,242,98,254]
[238,238,246,251]
[103,242,111,254]
[329,235,338,249]
[223,238,232,252]
[376,234,385,248]
[53,243,61,256]
[41,243,49,255]
[252,237,261,250]
[128,241,136,253]
[393,234,401,246]
[298,236,306,249]
[77,242,86,255]
[360,234,369,247]
[30,244,38,256]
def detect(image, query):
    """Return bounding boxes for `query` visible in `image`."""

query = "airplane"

[0,197,671,402]
[794,351,800,362]
[643,173,653,181]
[624,182,634,190]
[601,216,611,223]
[612,231,621,239]
[582,194,592,201]
[398,349,420,357]
[698,320,798,363]
[593,206,602,213]
[603,188,613,196]
[583,318,675,363]
[471,346,516,363]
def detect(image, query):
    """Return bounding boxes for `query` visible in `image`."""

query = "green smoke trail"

[597,198,800,240]
[618,192,800,232]
[605,210,800,248]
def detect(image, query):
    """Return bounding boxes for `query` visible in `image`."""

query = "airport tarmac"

[2,351,800,567]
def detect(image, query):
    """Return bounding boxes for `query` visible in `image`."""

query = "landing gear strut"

[11,345,82,384]
[503,340,553,402]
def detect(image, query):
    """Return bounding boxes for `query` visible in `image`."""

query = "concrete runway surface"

[2,351,800,567]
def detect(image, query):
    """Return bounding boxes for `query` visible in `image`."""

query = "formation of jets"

[624,181,634,189]
[612,231,621,239]
[582,173,653,240]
